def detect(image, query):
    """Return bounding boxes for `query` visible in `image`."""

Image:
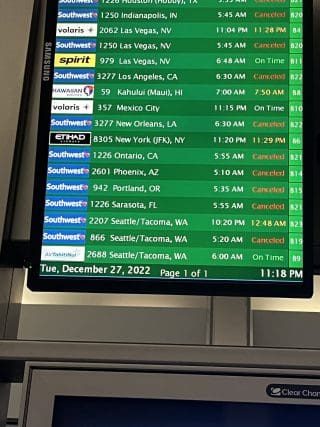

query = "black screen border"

[28,0,313,297]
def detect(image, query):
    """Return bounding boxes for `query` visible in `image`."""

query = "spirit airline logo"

[55,54,96,68]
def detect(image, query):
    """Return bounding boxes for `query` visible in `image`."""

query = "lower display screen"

[28,0,313,295]
[52,397,319,427]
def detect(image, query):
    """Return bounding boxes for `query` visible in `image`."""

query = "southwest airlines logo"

[52,85,94,98]
[55,54,96,68]
[59,0,99,5]
[50,116,93,131]
[51,100,93,114]
[43,231,86,244]
[54,69,95,83]
[45,197,88,210]
[46,180,89,194]
[41,246,85,262]
[58,9,98,22]
[47,164,90,177]
[44,214,87,227]
[55,39,97,52]
[56,24,97,37]
[49,147,90,160]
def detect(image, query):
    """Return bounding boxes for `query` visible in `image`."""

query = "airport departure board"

[28,0,313,296]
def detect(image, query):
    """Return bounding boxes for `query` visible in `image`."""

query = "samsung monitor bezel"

[27,0,313,297]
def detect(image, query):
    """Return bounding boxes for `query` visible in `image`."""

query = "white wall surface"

[0,0,35,245]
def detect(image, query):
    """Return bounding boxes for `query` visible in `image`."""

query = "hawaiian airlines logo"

[84,85,94,96]
[53,84,95,99]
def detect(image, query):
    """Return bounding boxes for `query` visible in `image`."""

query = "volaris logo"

[51,100,93,115]
[56,24,97,38]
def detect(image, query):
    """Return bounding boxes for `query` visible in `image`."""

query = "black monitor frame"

[27,0,314,297]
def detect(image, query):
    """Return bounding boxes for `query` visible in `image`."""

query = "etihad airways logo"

[55,53,96,67]
[50,132,91,145]
[58,9,98,22]
[56,23,97,37]
[52,84,94,98]
[51,100,93,115]
[55,39,97,52]
[41,246,85,262]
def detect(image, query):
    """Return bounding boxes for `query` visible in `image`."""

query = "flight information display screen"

[52,396,320,427]
[28,0,312,296]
